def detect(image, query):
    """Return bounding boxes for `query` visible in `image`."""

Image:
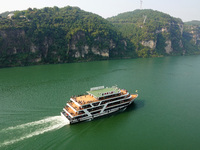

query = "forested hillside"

[0,11,15,18]
[185,20,200,26]
[108,9,200,57]
[0,7,200,67]
[0,6,135,67]
[183,24,200,52]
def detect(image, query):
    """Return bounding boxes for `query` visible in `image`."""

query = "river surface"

[0,56,200,150]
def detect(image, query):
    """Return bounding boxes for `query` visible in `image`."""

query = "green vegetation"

[0,7,200,67]
[107,9,186,57]
[0,6,135,67]
[0,11,15,18]
[184,20,200,26]
[182,24,200,54]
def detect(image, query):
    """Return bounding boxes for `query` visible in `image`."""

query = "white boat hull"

[61,100,135,124]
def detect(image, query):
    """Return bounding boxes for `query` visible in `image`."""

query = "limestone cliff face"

[0,6,134,67]
[68,30,126,59]
[108,9,188,57]
[0,28,129,67]
[140,22,184,55]
[68,30,110,58]
[185,25,200,46]
[181,24,200,54]
[141,40,156,49]
[165,40,173,54]
[0,29,28,54]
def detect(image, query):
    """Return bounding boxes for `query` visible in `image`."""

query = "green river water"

[0,56,200,150]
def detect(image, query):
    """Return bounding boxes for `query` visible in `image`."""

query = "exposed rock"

[179,40,183,48]
[75,51,80,58]
[109,40,116,48]
[35,57,41,62]
[162,27,168,32]
[0,6,131,67]
[123,40,127,47]
[178,24,184,36]
[13,47,17,54]
[69,30,111,58]
[165,40,173,54]
[141,40,156,49]
[0,31,7,38]
[44,37,49,58]
[101,50,109,57]
[184,25,200,46]
[30,43,37,53]
[81,45,89,57]
[92,47,100,55]
[156,27,168,33]
[84,45,89,52]
[58,56,61,62]
[74,45,90,58]
[7,13,14,19]
[71,44,76,50]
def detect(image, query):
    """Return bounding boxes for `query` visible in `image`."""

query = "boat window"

[91,111,101,114]
[75,114,87,119]
[105,103,129,111]
[93,102,100,106]
[78,111,84,115]
[82,104,91,109]
[88,106,103,112]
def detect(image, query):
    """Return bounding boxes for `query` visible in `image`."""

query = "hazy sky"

[1,0,200,22]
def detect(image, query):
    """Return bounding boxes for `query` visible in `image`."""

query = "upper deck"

[87,86,120,98]
[64,88,137,118]
[71,88,128,107]
[73,95,97,105]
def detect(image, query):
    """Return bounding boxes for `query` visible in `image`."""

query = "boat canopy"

[87,86,119,98]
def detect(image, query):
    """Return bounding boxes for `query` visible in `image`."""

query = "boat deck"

[72,89,128,106]
[63,87,138,118]
[121,89,128,95]
[65,106,77,116]
[74,95,97,105]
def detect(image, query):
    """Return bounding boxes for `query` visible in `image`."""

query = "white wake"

[0,116,69,147]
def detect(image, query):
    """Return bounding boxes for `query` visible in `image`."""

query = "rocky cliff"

[0,7,200,67]
[0,6,134,67]
[183,23,200,54]
[108,9,199,57]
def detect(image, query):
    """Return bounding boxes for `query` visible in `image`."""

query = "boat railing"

[105,95,132,107]
[99,92,129,104]
[69,91,129,111]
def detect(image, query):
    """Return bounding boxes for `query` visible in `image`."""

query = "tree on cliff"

[108,9,200,57]
[0,6,136,67]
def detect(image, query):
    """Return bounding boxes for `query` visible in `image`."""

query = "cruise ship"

[61,86,138,124]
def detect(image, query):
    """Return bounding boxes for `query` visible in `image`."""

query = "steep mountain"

[108,9,200,57]
[183,19,200,51]
[1,7,200,68]
[0,6,135,67]
[0,11,15,18]
[185,20,200,26]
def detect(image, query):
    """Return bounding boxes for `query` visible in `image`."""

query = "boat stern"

[60,111,71,124]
